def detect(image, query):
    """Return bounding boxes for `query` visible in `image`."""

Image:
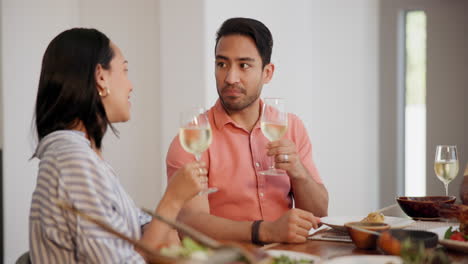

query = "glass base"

[259,169,287,176]
[198,187,218,196]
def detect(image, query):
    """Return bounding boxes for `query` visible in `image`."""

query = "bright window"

[404,11,427,196]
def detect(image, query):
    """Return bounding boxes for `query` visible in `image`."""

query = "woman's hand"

[165,161,208,206]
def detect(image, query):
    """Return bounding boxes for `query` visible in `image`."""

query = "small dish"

[378,230,438,255]
[345,222,390,250]
[321,216,414,231]
[388,229,438,248]
[396,196,456,219]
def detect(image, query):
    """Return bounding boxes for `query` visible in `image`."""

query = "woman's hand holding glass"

[165,161,208,204]
[179,108,217,195]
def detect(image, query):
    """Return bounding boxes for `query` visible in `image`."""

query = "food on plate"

[444,226,468,242]
[272,255,314,264]
[161,237,271,263]
[437,203,468,239]
[361,211,385,223]
[160,237,212,260]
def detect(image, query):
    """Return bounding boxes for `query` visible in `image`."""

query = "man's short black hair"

[215,17,273,67]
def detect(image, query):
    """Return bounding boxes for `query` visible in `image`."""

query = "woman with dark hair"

[29,28,207,263]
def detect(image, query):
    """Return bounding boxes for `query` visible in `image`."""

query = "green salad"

[160,237,212,261]
[161,238,316,263]
[272,255,314,264]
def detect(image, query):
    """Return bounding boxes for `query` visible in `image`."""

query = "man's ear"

[262,63,275,84]
[95,64,108,94]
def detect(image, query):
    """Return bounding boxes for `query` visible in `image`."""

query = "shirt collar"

[212,99,264,131]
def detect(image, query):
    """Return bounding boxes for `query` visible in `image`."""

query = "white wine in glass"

[179,127,212,160]
[180,108,217,195]
[434,145,459,196]
[261,122,288,142]
[259,98,288,176]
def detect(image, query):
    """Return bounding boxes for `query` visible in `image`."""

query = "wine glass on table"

[259,98,288,176]
[434,145,459,196]
[179,108,218,195]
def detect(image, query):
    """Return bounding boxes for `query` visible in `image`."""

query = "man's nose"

[225,67,240,84]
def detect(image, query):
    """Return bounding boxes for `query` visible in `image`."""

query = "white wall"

[2,1,160,262]
[78,0,161,210]
[159,0,206,187]
[2,1,79,262]
[425,1,468,196]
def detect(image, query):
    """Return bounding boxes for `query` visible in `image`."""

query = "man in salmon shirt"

[166,17,328,245]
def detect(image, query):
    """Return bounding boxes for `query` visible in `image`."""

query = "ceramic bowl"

[396,196,456,220]
[345,222,390,250]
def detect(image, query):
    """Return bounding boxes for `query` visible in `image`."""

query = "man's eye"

[240,63,250,69]
[216,62,226,68]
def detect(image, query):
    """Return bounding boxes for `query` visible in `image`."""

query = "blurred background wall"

[1,0,467,262]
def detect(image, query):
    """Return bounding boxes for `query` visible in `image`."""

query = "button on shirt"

[166,100,322,222]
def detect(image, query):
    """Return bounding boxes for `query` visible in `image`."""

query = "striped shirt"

[29,130,151,263]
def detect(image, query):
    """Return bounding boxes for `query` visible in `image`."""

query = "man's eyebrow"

[237,57,255,62]
[215,55,255,62]
[215,55,228,60]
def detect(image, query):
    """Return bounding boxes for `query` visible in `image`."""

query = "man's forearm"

[290,170,329,217]
[178,208,253,242]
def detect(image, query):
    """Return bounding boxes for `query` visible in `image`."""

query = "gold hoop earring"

[99,88,110,97]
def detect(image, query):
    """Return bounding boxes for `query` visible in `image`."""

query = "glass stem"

[444,183,449,196]
[270,156,276,170]
[195,154,201,161]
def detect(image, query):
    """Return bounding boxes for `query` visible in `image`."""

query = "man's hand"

[267,139,307,179]
[260,208,320,243]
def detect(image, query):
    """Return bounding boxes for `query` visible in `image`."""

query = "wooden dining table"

[257,239,468,263]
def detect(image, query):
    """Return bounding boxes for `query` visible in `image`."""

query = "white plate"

[320,216,414,231]
[324,255,402,264]
[430,226,468,253]
[267,249,321,263]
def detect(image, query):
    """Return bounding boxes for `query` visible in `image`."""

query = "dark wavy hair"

[215,17,273,68]
[34,28,115,149]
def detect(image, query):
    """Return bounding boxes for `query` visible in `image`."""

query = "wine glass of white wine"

[259,98,288,176]
[179,108,217,195]
[434,145,459,196]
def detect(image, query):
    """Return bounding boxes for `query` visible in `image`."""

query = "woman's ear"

[95,64,108,95]
[262,63,275,84]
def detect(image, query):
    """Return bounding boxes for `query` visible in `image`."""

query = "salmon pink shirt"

[166,100,322,221]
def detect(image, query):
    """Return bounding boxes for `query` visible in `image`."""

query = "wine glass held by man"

[166,17,329,245]
[259,97,288,176]
[29,28,208,263]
